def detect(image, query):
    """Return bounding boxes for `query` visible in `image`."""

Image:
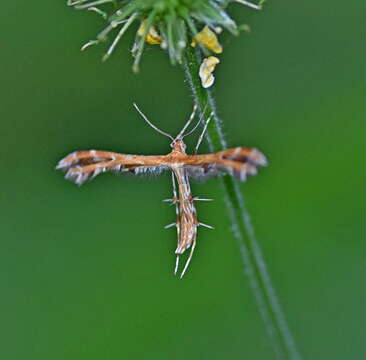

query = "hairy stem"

[182,46,302,360]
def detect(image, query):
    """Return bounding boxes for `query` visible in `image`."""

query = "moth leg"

[171,171,179,208]
[194,112,214,154]
[180,239,197,279]
[186,104,198,129]
[162,171,179,204]
[171,172,182,276]
[163,172,179,228]
[162,198,178,204]
[176,104,198,138]
[174,256,180,276]
[199,222,215,229]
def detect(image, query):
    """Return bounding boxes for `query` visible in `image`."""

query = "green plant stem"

[182,46,302,360]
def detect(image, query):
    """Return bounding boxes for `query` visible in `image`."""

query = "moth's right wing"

[186,147,268,182]
[56,150,168,185]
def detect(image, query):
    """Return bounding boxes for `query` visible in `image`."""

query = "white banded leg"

[174,255,180,277]
[170,172,182,275]
[199,222,215,230]
[176,104,198,138]
[194,111,214,154]
[180,240,196,279]
[164,172,179,225]
[162,199,178,204]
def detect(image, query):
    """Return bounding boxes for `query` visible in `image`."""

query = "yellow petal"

[137,20,162,45]
[146,26,162,45]
[199,56,220,88]
[191,26,223,54]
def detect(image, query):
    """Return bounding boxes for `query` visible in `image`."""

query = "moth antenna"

[180,240,196,278]
[133,103,174,140]
[194,111,214,154]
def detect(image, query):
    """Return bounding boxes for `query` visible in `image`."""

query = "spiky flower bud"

[68,0,264,72]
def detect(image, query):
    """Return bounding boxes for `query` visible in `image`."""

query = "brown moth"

[56,104,267,277]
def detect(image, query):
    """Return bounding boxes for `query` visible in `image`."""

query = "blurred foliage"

[1,1,366,359]
[66,0,246,68]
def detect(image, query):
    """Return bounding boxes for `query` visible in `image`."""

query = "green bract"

[67,0,263,72]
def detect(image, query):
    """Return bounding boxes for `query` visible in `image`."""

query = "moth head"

[170,138,187,153]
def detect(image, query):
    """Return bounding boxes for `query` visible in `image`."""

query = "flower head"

[68,0,264,72]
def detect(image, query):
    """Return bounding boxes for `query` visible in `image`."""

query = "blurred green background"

[1,1,365,359]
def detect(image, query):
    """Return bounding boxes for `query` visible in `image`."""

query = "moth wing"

[186,147,267,182]
[56,150,167,185]
[122,165,169,177]
[185,164,220,182]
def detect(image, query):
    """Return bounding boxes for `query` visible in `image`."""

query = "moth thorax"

[171,139,187,154]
